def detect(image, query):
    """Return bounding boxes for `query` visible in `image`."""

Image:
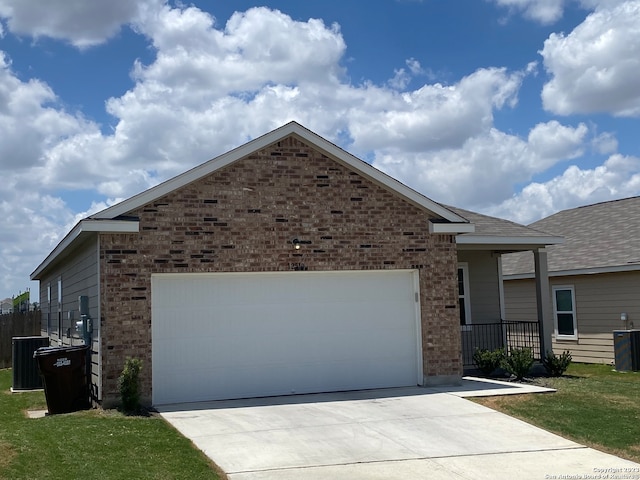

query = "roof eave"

[30,219,139,280]
[429,221,476,234]
[456,235,563,250]
[504,263,640,280]
[90,122,467,223]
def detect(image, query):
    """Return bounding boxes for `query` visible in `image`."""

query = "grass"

[0,369,223,480]
[473,363,640,463]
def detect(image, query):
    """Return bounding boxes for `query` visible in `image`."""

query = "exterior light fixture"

[291,238,312,249]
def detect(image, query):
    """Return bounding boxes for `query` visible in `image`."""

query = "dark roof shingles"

[502,196,640,275]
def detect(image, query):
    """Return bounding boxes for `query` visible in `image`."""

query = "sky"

[1,0,639,301]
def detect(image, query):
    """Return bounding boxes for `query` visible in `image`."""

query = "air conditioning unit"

[613,330,640,372]
[12,336,50,391]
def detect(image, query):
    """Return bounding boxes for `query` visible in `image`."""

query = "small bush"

[542,350,572,377]
[502,347,534,380]
[119,357,142,413]
[472,348,506,376]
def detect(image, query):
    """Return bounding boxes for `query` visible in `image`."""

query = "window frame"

[57,277,63,345]
[47,283,52,336]
[552,285,578,340]
[458,263,472,329]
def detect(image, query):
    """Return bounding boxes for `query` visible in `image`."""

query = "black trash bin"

[34,345,90,414]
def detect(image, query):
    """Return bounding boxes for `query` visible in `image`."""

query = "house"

[502,197,640,364]
[0,298,12,314]
[30,122,560,407]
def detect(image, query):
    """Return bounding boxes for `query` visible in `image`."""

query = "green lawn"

[474,363,640,463]
[0,369,223,480]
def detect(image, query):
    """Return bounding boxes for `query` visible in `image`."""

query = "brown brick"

[98,136,461,404]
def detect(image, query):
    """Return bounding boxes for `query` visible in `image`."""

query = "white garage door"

[151,270,422,405]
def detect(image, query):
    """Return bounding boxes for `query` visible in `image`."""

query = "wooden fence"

[0,311,42,368]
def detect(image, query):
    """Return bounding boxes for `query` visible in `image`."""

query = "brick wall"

[100,136,461,405]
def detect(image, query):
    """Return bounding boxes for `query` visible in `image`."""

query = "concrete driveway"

[158,378,640,479]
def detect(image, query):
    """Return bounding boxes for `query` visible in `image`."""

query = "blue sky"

[1,0,639,301]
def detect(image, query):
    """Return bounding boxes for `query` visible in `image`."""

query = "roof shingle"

[502,196,640,276]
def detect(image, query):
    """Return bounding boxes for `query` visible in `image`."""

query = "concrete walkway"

[159,378,640,479]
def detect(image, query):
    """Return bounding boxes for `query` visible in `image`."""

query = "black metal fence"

[461,320,541,367]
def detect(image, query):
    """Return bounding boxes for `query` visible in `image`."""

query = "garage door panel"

[152,270,422,404]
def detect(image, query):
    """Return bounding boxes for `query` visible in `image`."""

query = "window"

[47,284,51,336]
[552,285,577,339]
[57,277,63,344]
[458,263,471,326]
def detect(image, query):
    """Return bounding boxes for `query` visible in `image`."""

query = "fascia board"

[504,263,640,280]
[290,130,468,223]
[90,124,298,220]
[429,222,476,234]
[91,122,467,223]
[30,220,139,279]
[456,235,563,246]
[80,220,140,233]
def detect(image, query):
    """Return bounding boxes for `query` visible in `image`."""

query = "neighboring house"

[502,197,640,364]
[30,122,560,407]
[0,298,12,314]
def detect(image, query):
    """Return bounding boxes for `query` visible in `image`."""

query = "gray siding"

[504,271,640,364]
[459,251,502,323]
[503,279,538,322]
[459,251,503,365]
[36,235,101,397]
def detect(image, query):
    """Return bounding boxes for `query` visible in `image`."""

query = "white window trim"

[552,285,578,340]
[47,283,51,336]
[458,263,472,330]
[57,277,63,345]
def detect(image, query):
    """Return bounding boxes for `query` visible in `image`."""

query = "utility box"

[11,336,49,391]
[613,330,640,372]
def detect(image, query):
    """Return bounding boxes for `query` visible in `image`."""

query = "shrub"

[119,357,142,413]
[542,350,572,377]
[472,348,506,376]
[501,347,534,380]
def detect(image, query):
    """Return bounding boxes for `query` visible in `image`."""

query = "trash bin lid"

[33,345,89,357]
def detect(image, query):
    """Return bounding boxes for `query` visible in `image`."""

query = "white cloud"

[487,154,640,223]
[541,1,640,116]
[0,0,162,47]
[591,131,618,154]
[406,58,423,75]
[388,68,412,90]
[491,0,567,24]
[132,6,346,96]
[1,2,637,299]
[0,187,75,297]
[527,120,588,160]
[349,67,525,153]
[374,121,590,209]
[0,52,97,172]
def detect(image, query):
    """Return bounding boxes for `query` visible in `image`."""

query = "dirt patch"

[0,440,17,469]
[473,394,533,410]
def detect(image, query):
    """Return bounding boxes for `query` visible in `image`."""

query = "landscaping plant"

[501,347,534,380]
[118,357,142,413]
[542,350,572,377]
[472,348,505,376]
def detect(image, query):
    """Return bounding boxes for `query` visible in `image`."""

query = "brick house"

[31,122,560,407]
